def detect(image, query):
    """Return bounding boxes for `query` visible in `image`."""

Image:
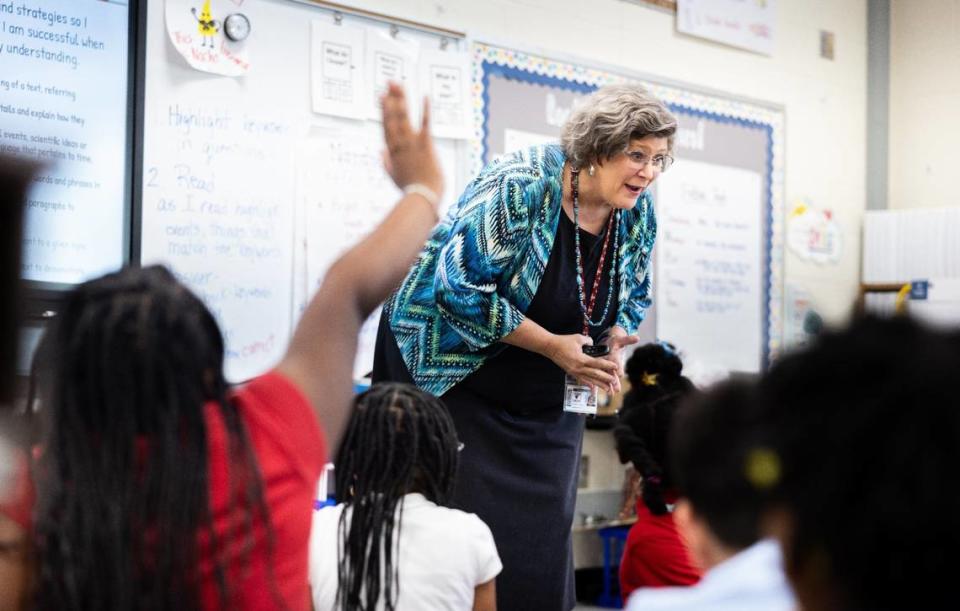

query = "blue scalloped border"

[665,103,775,369]
[480,61,599,165]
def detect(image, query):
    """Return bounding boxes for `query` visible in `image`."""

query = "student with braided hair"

[614,342,700,599]
[309,383,501,611]
[616,340,692,519]
[0,156,35,611]
[0,83,443,611]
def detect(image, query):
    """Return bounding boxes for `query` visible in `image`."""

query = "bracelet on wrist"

[402,183,441,212]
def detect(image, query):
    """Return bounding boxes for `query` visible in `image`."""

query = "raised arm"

[277,83,443,452]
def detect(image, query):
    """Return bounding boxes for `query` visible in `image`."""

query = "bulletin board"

[139,0,471,382]
[474,42,785,381]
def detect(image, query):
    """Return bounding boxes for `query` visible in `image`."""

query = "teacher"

[373,83,677,610]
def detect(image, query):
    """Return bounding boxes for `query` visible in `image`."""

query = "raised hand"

[380,82,443,198]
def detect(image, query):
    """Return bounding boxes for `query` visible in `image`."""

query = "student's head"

[0,156,35,611]
[0,156,36,407]
[668,379,767,569]
[333,383,459,610]
[34,264,227,420]
[615,387,693,516]
[30,264,266,609]
[622,341,693,410]
[756,316,960,611]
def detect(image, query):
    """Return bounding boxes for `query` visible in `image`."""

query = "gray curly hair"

[561,83,678,169]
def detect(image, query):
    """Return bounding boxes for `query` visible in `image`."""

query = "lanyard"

[578,210,616,336]
[572,167,620,336]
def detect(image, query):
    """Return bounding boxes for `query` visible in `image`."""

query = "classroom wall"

[889,0,960,210]
[346,0,868,325]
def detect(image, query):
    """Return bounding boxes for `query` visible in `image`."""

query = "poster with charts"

[310,20,366,120]
[364,30,419,123]
[419,48,472,139]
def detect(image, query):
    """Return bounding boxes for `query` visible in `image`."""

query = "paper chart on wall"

[310,21,366,120]
[140,99,295,382]
[364,31,419,123]
[295,118,459,380]
[165,0,251,76]
[418,48,472,139]
[655,158,764,378]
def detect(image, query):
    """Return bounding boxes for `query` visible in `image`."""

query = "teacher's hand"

[545,334,620,393]
[603,328,640,395]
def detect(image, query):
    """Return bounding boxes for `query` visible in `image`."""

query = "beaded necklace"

[571,168,620,335]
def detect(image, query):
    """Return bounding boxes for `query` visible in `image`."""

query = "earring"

[588,164,595,177]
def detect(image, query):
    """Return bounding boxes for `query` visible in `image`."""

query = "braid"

[334,383,458,611]
[615,391,690,516]
[29,265,275,610]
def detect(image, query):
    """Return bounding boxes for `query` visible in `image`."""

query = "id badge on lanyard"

[563,374,598,415]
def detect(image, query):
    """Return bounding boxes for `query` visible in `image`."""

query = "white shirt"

[309,493,502,611]
[625,539,796,611]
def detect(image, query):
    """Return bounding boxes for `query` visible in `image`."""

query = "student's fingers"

[381,150,394,179]
[420,96,431,136]
[381,83,412,150]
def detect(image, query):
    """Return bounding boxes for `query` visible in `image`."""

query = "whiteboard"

[141,0,468,381]
[0,0,132,285]
[655,159,764,376]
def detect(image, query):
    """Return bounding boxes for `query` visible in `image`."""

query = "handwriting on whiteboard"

[141,102,294,381]
[655,158,763,374]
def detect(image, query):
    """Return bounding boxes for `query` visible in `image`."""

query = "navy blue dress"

[374,210,618,611]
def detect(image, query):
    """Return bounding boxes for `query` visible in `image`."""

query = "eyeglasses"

[623,150,674,173]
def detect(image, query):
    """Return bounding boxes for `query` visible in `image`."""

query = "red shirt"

[0,371,326,611]
[619,498,701,600]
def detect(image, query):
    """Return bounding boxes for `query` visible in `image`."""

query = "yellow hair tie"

[641,372,659,386]
[744,447,781,489]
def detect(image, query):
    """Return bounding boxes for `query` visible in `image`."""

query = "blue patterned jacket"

[385,144,657,396]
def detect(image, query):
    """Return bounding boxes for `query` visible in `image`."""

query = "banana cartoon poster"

[166,0,250,76]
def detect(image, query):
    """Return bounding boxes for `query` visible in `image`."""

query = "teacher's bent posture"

[373,84,677,611]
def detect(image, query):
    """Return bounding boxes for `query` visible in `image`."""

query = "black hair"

[333,382,459,611]
[614,392,687,515]
[622,341,694,415]
[669,378,765,549]
[0,156,35,407]
[614,341,694,515]
[757,316,960,611]
[29,265,273,610]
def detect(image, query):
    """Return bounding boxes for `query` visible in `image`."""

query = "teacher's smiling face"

[595,135,672,210]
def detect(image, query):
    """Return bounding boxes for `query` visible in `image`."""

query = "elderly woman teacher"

[373,83,677,610]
